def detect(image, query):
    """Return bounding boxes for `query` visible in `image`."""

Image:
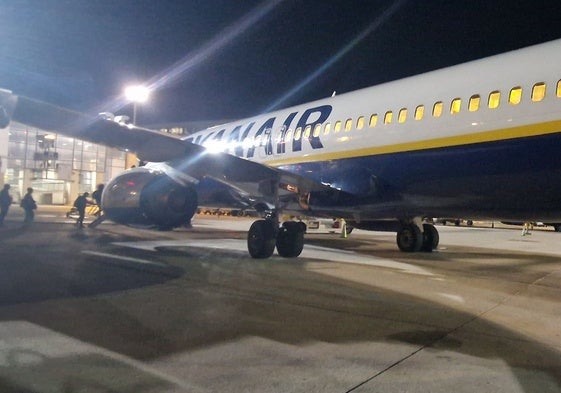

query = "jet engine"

[102,167,198,229]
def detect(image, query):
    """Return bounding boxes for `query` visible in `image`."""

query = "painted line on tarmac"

[82,250,167,267]
[112,239,434,276]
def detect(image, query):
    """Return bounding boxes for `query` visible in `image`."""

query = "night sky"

[2,0,561,125]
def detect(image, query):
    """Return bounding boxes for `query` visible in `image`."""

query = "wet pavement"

[0,206,560,392]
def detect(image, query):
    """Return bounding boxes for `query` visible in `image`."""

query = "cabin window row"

[312,81,556,137]
[278,80,560,142]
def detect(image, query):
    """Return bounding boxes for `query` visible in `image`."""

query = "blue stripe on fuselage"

[279,132,561,219]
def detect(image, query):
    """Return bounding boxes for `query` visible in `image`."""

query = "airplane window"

[357,116,365,130]
[334,121,342,132]
[414,105,424,120]
[432,102,443,117]
[509,87,522,105]
[557,80,561,97]
[369,114,378,127]
[313,124,321,137]
[304,125,312,138]
[488,91,500,109]
[450,98,461,114]
[384,111,393,125]
[532,82,546,102]
[324,122,331,135]
[285,129,293,142]
[345,119,353,131]
[294,127,302,140]
[468,95,480,111]
[398,108,407,123]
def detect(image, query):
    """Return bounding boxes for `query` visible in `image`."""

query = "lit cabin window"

[469,95,480,111]
[509,87,522,105]
[313,124,321,137]
[304,125,312,138]
[414,105,424,120]
[345,119,353,131]
[369,114,378,127]
[384,111,393,124]
[334,121,342,132]
[324,122,331,135]
[432,102,443,117]
[557,80,561,97]
[398,108,407,123]
[285,129,293,142]
[532,82,546,102]
[450,98,461,114]
[294,127,302,141]
[488,91,500,109]
[357,116,365,130]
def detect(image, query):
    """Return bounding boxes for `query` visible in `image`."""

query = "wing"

[1,90,353,212]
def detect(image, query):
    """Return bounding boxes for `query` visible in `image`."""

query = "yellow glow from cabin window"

[313,124,321,137]
[398,108,407,123]
[324,122,331,135]
[384,111,393,124]
[334,121,342,132]
[357,116,365,130]
[304,125,311,138]
[450,98,461,114]
[294,127,302,140]
[432,102,443,117]
[488,91,500,109]
[532,83,546,102]
[468,95,480,111]
[285,129,293,142]
[509,87,522,105]
[414,105,424,120]
[369,114,378,127]
[557,80,561,97]
[345,119,352,131]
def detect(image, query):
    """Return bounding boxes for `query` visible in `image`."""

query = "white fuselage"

[188,38,561,170]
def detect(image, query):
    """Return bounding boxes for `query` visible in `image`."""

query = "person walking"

[73,192,90,228]
[20,187,37,226]
[0,184,13,226]
[91,184,104,216]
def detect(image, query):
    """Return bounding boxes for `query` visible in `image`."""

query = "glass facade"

[0,122,126,205]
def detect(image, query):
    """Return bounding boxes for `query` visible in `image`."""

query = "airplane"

[2,38,561,258]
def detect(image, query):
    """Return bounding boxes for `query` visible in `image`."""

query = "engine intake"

[102,167,198,229]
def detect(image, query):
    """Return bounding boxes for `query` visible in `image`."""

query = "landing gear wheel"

[248,220,277,258]
[421,223,439,252]
[276,221,306,258]
[396,224,423,252]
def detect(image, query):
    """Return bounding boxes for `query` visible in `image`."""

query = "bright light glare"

[124,85,150,103]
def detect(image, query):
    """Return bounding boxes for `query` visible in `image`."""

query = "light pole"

[124,85,150,125]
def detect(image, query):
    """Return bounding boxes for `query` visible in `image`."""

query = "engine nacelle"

[102,167,198,229]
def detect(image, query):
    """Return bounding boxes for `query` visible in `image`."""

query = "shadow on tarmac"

[0,221,559,392]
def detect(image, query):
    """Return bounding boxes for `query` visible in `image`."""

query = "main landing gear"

[247,217,306,259]
[396,222,439,252]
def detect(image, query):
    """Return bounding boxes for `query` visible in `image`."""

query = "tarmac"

[0,205,560,392]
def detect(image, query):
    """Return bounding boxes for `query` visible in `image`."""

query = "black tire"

[554,224,561,232]
[421,223,439,252]
[247,220,277,258]
[396,224,423,252]
[276,221,305,258]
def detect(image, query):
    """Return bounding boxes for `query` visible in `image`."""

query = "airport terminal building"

[0,120,215,205]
